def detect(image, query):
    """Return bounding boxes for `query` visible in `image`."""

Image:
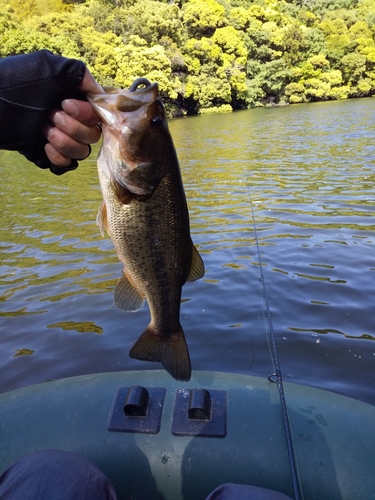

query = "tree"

[284,82,306,103]
[115,1,183,45]
[0,0,374,113]
[212,26,247,65]
[246,59,292,106]
[182,31,247,111]
[303,28,327,59]
[80,28,122,84]
[114,37,180,98]
[0,9,17,33]
[228,6,253,31]
[182,0,227,38]
[340,52,370,95]
[0,0,69,20]
[182,74,232,111]
[23,10,94,52]
[245,19,282,63]
[325,33,352,65]
[282,23,305,66]
[0,26,80,58]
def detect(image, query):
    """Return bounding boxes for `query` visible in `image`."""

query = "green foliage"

[1,0,375,113]
[0,26,81,58]
[182,0,227,38]
[2,0,70,19]
[303,28,327,59]
[282,23,305,66]
[0,10,17,33]
[109,1,183,45]
[114,39,179,98]
[199,104,233,113]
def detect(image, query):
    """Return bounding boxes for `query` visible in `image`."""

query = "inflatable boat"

[0,370,374,499]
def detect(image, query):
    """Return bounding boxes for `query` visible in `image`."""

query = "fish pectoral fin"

[96,200,109,237]
[129,324,191,381]
[114,272,145,312]
[187,244,205,282]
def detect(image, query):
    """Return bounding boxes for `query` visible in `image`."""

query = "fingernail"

[89,79,105,94]
[62,99,79,117]
[53,111,66,126]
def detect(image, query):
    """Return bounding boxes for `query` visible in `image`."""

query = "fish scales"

[88,79,204,381]
[101,157,191,331]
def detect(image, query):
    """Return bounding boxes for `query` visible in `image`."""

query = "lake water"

[0,98,374,406]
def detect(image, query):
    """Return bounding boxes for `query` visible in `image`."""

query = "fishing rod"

[247,184,303,500]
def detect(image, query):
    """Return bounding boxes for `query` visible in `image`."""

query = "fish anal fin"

[187,244,205,282]
[129,324,191,381]
[114,272,145,312]
[96,200,108,237]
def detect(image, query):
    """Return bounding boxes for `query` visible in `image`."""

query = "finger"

[78,68,104,94]
[61,99,100,127]
[44,143,74,168]
[43,122,91,161]
[49,109,101,144]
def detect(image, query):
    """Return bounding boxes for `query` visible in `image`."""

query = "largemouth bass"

[88,79,204,381]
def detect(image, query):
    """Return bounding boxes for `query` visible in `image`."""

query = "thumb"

[78,68,104,94]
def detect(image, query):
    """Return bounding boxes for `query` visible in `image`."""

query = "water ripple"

[1,99,375,404]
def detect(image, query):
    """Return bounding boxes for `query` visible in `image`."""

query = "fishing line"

[246,183,303,500]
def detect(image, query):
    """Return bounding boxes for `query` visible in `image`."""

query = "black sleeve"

[0,50,86,175]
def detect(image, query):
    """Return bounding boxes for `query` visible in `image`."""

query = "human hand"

[0,50,104,174]
[43,69,103,168]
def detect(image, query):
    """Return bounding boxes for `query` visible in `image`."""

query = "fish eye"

[151,116,164,129]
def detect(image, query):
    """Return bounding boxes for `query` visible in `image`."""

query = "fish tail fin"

[129,324,191,381]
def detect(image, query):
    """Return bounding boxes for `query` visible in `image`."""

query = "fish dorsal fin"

[114,272,145,312]
[187,244,205,282]
[96,200,108,237]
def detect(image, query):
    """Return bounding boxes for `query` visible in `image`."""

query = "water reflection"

[47,321,103,335]
[13,348,34,357]
[0,98,375,404]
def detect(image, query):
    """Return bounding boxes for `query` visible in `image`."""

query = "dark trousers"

[0,450,293,500]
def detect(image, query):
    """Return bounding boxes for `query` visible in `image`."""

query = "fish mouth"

[88,79,167,200]
[88,81,159,114]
